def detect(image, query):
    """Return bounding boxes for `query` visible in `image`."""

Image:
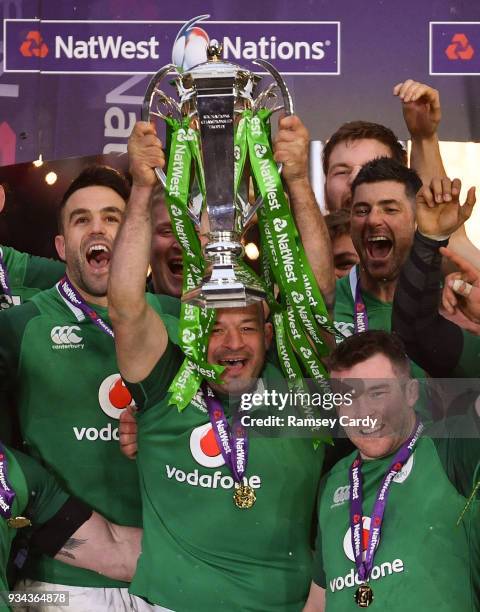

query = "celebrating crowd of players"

[0,78,478,611]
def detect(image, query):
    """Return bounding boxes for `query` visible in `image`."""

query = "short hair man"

[323,121,407,212]
[322,80,442,213]
[303,330,479,611]
[108,122,327,611]
[333,157,422,341]
[0,165,163,610]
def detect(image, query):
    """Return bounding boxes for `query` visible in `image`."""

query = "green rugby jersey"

[0,246,65,445]
[127,341,325,612]
[0,285,179,587]
[334,267,432,418]
[1,447,68,610]
[313,411,480,611]
[0,246,65,308]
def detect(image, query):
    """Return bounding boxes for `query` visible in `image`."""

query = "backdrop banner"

[2,0,480,166]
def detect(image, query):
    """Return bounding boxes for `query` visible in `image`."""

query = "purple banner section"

[4,20,339,75]
[3,1,480,165]
[430,22,480,75]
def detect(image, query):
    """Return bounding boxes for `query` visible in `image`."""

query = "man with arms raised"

[108,121,327,611]
[303,331,479,611]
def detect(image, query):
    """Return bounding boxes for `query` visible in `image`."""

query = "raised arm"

[394,79,445,183]
[108,122,169,382]
[273,115,336,313]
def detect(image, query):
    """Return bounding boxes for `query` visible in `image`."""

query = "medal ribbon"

[57,275,114,337]
[0,249,14,309]
[349,419,424,581]
[0,444,15,519]
[349,266,368,334]
[203,383,248,484]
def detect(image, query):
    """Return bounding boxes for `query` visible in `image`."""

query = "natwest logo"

[55,34,160,60]
[343,516,377,562]
[19,31,49,58]
[445,33,474,60]
[5,20,340,75]
[51,325,83,349]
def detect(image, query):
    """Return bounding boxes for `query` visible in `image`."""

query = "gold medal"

[355,584,374,607]
[233,484,256,509]
[7,516,32,529]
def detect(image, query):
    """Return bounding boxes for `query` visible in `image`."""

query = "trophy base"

[182,280,265,309]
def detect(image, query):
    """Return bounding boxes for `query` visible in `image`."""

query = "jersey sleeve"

[125,339,184,411]
[145,292,181,321]
[124,302,183,411]
[2,246,65,292]
[0,301,38,394]
[11,449,70,525]
[432,406,480,498]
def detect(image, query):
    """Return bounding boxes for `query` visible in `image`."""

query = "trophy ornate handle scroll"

[141,16,334,412]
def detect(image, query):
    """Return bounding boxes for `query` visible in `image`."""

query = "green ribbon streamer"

[246,110,330,381]
[164,109,334,413]
[164,119,223,410]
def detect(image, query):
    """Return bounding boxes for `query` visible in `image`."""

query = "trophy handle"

[252,59,294,117]
[141,63,181,189]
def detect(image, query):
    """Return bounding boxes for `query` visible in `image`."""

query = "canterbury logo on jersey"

[330,455,414,508]
[51,325,84,349]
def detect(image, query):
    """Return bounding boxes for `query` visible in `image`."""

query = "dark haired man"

[323,121,407,212]
[0,166,173,610]
[322,80,442,213]
[334,157,422,342]
[303,330,479,611]
[107,121,328,612]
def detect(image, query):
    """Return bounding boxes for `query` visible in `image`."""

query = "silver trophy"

[142,25,293,309]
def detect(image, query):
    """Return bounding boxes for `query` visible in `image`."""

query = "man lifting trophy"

[141,15,334,410]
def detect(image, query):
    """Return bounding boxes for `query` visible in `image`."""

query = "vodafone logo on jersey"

[190,423,225,468]
[98,373,134,419]
[165,421,262,491]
